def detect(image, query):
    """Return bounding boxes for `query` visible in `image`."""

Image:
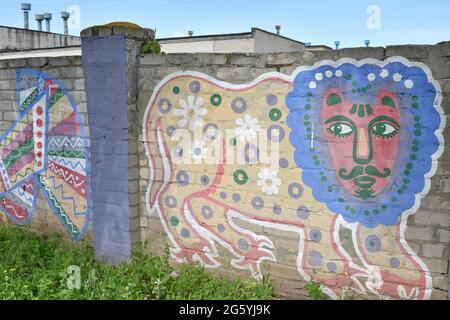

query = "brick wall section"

[0,55,91,242]
[137,43,450,299]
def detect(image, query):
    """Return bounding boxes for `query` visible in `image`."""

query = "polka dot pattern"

[365,235,382,253]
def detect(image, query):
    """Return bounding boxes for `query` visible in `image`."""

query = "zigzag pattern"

[9,167,34,184]
[3,115,35,149]
[46,175,87,215]
[48,161,86,189]
[48,150,84,159]
[19,88,39,112]
[0,197,27,220]
[48,155,86,173]
[48,136,84,150]
[0,70,90,240]
[38,175,79,236]
[48,89,64,109]
[11,187,34,207]
[7,152,34,177]
[0,124,33,159]
[3,138,33,169]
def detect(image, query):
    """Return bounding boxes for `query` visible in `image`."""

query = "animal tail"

[145,117,173,211]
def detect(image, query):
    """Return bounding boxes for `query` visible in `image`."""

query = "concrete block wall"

[0,26,81,52]
[137,44,450,300]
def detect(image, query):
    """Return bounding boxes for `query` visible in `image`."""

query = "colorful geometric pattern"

[0,69,91,241]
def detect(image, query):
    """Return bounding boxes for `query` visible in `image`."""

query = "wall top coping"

[81,22,155,41]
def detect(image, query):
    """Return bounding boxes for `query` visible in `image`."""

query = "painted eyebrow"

[324,115,356,127]
[381,96,396,109]
[326,93,342,107]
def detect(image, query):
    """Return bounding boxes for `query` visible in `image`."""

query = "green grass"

[0,226,276,300]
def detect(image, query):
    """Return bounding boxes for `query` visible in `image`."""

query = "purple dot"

[266,94,278,106]
[231,97,248,113]
[158,98,172,114]
[296,206,309,219]
[165,195,177,208]
[252,196,264,210]
[308,251,323,267]
[243,143,260,163]
[267,125,285,143]
[365,235,382,253]
[166,126,176,137]
[201,175,210,185]
[279,158,289,169]
[201,206,213,219]
[327,262,337,273]
[176,171,189,187]
[203,123,219,140]
[219,192,227,199]
[181,228,190,238]
[232,193,241,202]
[390,257,400,268]
[189,80,201,93]
[288,183,303,199]
[273,204,282,215]
[309,229,322,242]
[217,224,225,233]
[237,238,249,251]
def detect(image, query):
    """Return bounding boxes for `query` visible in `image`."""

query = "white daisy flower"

[191,140,207,161]
[174,95,207,132]
[235,114,260,141]
[257,168,281,195]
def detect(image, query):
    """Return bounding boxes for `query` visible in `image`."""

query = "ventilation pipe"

[275,25,281,35]
[35,14,44,32]
[43,13,52,32]
[61,11,70,35]
[21,3,31,30]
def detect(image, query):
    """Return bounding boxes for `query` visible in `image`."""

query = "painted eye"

[327,123,354,137]
[372,122,398,139]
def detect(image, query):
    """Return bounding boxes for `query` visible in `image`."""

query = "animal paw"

[170,239,221,268]
[231,235,277,278]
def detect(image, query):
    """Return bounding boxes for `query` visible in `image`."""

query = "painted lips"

[354,176,376,189]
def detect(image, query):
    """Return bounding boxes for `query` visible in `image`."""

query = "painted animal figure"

[143,57,445,300]
[0,69,90,241]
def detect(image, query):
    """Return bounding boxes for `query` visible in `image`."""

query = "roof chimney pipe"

[61,11,70,35]
[334,40,340,50]
[21,3,31,30]
[35,14,44,31]
[188,30,193,37]
[43,13,52,32]
[275,25,281,35]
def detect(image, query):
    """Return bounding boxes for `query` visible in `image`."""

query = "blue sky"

[0,0,449,48]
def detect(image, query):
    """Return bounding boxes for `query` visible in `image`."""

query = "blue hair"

[286,59,443,228]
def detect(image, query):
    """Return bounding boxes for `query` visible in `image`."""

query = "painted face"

[322,89,401,200]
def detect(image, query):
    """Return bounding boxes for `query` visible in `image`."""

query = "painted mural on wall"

[0,69,90,241]
[143,57,445,300]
